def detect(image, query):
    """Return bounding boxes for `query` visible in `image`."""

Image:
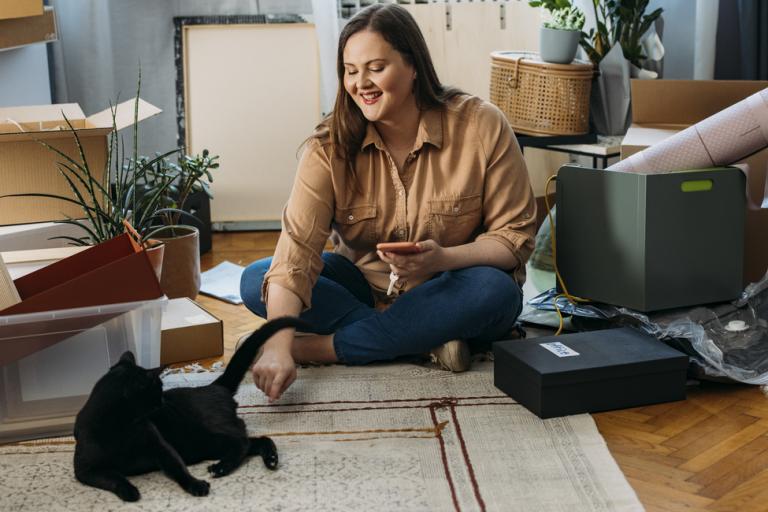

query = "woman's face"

[342,30,416,124]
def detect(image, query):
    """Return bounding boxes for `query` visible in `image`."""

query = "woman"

[240,3,536,401]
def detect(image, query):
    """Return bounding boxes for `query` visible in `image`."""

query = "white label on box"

[540,342,580,358]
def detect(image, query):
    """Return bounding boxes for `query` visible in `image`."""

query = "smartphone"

[376,242,423,254]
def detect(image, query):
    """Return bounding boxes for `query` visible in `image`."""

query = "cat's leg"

[75,468,141,502]
[206,435,249,477]
[248,436,278,470]
[148,423,210,496]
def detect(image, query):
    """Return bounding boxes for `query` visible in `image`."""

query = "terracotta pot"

[143,240,165,283]
[153,227,201,299]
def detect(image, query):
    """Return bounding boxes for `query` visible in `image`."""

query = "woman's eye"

[346,70,357,76]
[370,67,383,72]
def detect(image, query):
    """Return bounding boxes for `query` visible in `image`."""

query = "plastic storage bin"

[556,165,745,311]
[0,298,166,443]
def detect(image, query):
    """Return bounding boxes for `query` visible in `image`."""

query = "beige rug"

[0,362,643,511]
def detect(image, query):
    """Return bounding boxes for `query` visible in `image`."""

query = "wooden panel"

[184,24,321,223]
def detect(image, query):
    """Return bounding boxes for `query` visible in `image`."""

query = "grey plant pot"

[539,26,580,64]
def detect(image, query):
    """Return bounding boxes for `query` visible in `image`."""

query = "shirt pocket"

[333,204,378,246]
[428,194,483,247]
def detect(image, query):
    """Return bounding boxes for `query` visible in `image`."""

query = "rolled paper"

[609,88,768,175]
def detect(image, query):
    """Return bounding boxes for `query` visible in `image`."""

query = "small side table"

[516,133,623,169]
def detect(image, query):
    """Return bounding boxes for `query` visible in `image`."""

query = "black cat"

[73,316,309,502]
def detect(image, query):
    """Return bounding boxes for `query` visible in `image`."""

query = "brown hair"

[315,3,462,169]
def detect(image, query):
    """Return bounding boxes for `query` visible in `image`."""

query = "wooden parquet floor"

[196,231,768,512]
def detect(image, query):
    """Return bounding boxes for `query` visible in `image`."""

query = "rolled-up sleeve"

[473,102,537,276]
[261,139,334,310]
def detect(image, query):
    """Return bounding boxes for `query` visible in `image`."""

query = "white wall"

[0,45,51,107]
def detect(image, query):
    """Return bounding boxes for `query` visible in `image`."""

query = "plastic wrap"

[524,272,768,384]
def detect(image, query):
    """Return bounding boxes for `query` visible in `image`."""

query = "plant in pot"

[0,78,188,281]
[134,149,218,299]
[578,0,664,135]
[530,0,586,64]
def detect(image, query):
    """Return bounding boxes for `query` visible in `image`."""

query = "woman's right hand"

[251,339,296,402]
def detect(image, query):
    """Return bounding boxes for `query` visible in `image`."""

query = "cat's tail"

[213,316,312,394]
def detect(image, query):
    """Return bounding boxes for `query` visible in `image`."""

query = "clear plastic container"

[0,298,166,443]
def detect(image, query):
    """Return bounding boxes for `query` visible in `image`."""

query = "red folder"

[0,233,164,365]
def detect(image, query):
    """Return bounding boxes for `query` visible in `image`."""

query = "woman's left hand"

[377,239,446,279]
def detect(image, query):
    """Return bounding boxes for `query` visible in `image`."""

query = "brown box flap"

[631,79,768,125]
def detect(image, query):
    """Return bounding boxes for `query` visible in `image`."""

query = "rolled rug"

[609,88,768,175]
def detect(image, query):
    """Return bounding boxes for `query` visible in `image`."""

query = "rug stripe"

[431,404,462,512]
[450,405,487,511]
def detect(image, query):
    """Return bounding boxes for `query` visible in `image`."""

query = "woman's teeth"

[362,92,382,104]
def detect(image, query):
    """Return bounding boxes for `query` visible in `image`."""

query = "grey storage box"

[556,165,745,312]
[493,327,689,419]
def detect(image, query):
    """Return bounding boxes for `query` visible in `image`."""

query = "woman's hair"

[316,3,462,167]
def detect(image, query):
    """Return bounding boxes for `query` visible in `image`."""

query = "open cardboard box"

[161,298,224,365]
[0,98,161,226]
[621,79,768,285]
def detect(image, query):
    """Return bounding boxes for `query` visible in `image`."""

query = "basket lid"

[490,51,593,71]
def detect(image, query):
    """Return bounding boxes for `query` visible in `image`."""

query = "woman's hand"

[376,239,446,279]
[251,340,297,402]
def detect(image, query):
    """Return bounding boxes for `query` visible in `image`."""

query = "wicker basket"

[490,51,594,136]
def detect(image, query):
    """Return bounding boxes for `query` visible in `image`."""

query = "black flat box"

[493,327,688,419]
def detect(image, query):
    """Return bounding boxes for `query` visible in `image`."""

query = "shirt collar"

[360,107,443,152]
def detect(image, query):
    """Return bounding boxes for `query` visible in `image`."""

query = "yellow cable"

[544,174,589,335]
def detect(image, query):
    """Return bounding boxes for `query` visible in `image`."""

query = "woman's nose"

[356,71,373,89]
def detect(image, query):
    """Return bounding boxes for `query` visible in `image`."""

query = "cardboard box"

[0,98,161,226]
[0,5,55,50]
[621,79,768,284]
[161,298,223,365]
[0,298,165,443]
[556,166,745,311]
[493,327,688,419]
[0,0,43,21]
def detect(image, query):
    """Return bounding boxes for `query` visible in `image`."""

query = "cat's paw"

[262,438,278,470]
[184,478,210,497]
[115,482,141,502]
[207,461,232,478]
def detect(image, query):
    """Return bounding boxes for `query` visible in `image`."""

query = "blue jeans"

[240,253,523,365]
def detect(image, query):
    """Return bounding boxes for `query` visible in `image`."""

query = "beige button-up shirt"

[262,94,536,309]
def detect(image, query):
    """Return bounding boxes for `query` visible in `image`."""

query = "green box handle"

[681,180,713,192]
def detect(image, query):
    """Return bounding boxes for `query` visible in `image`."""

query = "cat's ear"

[150,366,166,379]
[119,351,136,365]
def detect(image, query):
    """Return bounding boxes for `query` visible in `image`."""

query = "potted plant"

[134,149,218,299]
[530,0,586,64]
[578,0,664,135]
[579,0,663,68]
[0,75,188,280]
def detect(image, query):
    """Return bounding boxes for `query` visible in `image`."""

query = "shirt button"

[399,190,404,196]
[453,206,460,213]
[348,215,354,221]
[399,229,406,237]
